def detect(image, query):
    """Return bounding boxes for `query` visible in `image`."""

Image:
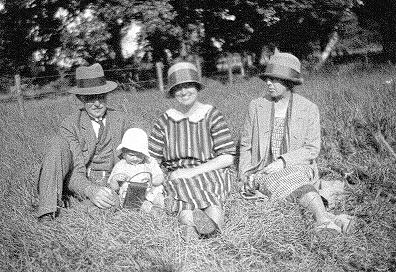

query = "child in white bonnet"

[108,128,164,212]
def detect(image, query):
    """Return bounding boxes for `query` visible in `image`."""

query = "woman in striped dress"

[239,52,355,235]
[149,61,236,238]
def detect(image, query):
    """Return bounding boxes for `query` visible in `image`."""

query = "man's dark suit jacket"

[60,106,128,197]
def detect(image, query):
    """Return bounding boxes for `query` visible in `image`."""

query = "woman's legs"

[204,205,224,232]
[179,210,199,240]
[298,191,330,225]
[179,209,194,226]
[298,190,356,235]
[179,206,221,238]
[299,191,346,235]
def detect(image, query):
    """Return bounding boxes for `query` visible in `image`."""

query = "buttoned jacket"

[60,107,128,197]
[239,93,320,180]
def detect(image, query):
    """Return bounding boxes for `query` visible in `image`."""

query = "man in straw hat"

[37,63,130,221]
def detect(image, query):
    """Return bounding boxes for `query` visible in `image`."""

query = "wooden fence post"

[246,55,253,67]
[13,74,25,118]
[156,62,164,93]
[227,56,233,84]
[240,63,246,77]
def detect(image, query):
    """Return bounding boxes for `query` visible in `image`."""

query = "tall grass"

[0,65,395,271]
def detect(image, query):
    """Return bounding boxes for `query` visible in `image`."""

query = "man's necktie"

[96,119,105,141]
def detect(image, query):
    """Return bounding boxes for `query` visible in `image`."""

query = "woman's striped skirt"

[254,165,315,201]
[164,168,235,212]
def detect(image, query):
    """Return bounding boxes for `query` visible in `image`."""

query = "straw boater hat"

[117,128,150,157]
[259,52,303,85]
[68,63,118,95]
[166,61,204,97]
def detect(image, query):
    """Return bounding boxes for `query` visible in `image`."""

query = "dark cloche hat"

[166,61,204,97]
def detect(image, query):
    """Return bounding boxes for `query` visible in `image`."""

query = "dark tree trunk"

[107,23,124,67]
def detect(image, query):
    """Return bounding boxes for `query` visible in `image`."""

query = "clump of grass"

[1,65,396,271]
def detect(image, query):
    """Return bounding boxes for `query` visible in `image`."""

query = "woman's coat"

[238,93,321,181]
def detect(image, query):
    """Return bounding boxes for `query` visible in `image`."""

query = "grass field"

[1,65,395,271]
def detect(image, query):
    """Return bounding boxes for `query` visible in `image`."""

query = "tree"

[59,8,112,66]
[168,0,278,71]
[245,0,362,58]
[0,0,369,75]
[59,0,181,67]
[0,0,180,73]
[0,0,64,75]
[169,1,362,66]
[354,0,396,63]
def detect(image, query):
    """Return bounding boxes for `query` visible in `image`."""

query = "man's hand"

[168,168,198,180]
[263,159,284,175]
[85,185,117,209]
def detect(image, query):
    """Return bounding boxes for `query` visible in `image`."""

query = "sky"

[121,23,141,58]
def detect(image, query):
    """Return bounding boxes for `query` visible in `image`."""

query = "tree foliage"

[354,0,396,63]
[0,0,64,74]
[0,0,387,75]
[241,0,362,58]
[170,0,362,62]
[58,0,180,67]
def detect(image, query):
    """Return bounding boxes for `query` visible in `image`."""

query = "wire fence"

[0,45,386,105]
[0,56,260,104]
[0,53,269,121]
[0,65,161,103]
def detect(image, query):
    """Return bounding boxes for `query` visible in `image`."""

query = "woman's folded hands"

[168,168,199,180]
[262,159,284,174]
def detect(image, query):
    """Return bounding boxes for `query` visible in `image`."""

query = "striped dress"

[255,117,314,201]
[149,104,236,211]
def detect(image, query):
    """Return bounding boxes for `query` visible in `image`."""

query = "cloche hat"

[68,63,118,95]
[117,128,150,157]
[166,61,204,97]
[259,52,303,85]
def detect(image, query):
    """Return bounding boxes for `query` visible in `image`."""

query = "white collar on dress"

[166,104,213,123]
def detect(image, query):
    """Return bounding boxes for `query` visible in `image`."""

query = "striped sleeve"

[149,114,167,161]
[209,107,236,156]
